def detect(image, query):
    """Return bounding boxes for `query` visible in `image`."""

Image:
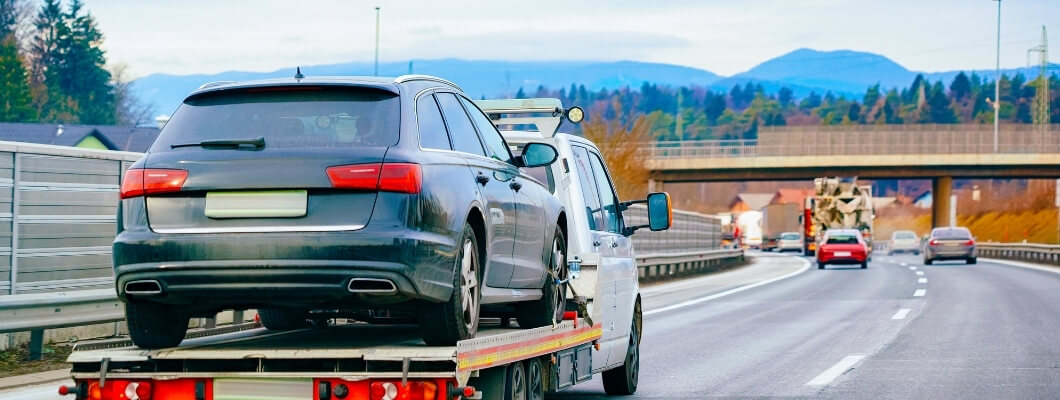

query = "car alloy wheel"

[460,238,479,332]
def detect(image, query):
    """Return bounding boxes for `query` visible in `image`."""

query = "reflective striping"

[457,324,602,372]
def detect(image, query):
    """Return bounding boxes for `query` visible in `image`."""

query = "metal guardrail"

[642,124,1060,159]
[636,249,745,281]
[627,205,722,254]
[977,243,1060,265]
[0,288,123,358]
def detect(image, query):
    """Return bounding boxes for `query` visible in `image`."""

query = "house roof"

[729,193,775,211]
[0,122,159,152]
[771,188,815,205]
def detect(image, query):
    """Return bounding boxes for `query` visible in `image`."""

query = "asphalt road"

[553,252,1060,399]
[5,253,1060,399]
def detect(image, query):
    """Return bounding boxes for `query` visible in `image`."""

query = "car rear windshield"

[933,229,971,239]
[895,232,917,239]
[826,234,859,244]
[151,87,400,152]
[781,233,800,240]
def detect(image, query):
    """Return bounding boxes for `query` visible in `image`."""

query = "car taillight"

[120,169,188,199]
[369,381,437,400]
[929,239,939,246]
[965,239,975,246]
[327,163,421,194]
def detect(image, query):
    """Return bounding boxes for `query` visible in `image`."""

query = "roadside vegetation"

[0,342,72,378]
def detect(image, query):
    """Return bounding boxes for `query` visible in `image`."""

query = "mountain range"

[132,49,1057,118]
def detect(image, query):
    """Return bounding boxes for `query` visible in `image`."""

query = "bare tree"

[110,62,154,126]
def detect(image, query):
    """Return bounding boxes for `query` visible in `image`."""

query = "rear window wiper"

[171,137,266,149]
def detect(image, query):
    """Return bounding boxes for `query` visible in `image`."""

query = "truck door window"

[588,151,622,234]
[571,146,605,231]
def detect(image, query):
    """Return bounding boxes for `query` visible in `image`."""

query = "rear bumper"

[817,254,867,264]
[113,228,457,312]
[926,247,976,260]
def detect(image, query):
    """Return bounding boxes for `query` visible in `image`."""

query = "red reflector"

[327,163,421,194]
[464,386,476,397]
[120,169,188,199]
[378,163,422,194]
[327,163,381,190]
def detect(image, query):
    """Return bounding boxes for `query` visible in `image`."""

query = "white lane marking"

[982,258,1060,276]
[915,271,924,276]
[888,259,898,264]
[914,289,926,297]
[900,262,908,266]
[806,355,866,386]
[644,257,811,316]
[908,266,917,270]
[892,309,911,319]
[918,278,927,283]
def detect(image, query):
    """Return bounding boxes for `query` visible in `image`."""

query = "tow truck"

[58,98,671,400]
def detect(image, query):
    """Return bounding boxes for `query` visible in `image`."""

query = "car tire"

[602,314,640,395]
[914,251,920,256]
[817,262,825,269]
[258,309,310,330]
[420,224,481,345]
[516,229,568,329]
[924,259,933,265]
[126,301,189,349]
[861,262,868,269]
[967,258,977,265]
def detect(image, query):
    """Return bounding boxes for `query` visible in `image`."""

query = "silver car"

[923,227,977,265]
[886,230,920,255]
[777,232,804,253]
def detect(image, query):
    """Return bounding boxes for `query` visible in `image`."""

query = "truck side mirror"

[518,142,559,168]
[646,192,672,231]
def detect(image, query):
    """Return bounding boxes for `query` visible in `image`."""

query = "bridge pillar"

[932,176,953,228]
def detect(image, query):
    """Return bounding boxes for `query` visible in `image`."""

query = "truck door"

[571,145,636,368]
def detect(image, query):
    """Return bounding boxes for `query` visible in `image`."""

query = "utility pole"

[1028,26,1049,139]
[374,6,381,77]
[993,0,1002,153]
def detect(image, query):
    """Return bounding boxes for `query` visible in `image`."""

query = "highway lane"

[5,253,1060,399]
[554,252,1060,399]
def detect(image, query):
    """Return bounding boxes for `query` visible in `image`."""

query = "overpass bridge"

[643,124,1060,227]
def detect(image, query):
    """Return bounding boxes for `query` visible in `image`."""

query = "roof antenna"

[294,67,305,80]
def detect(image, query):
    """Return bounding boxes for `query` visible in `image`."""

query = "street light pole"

[993,0,1001,153]
[373,6,381,76]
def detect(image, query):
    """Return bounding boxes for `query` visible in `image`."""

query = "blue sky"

[83,0,1058,78]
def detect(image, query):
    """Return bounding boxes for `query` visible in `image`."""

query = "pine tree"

[777,87,793,109]
[56,0,114,124]
[0,0,18,40]
[0,35,35,122]
[950,72,971,101]
[923,81,957,123]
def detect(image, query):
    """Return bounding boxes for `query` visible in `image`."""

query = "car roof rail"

[393,75,462,90]
[197,81,237,90]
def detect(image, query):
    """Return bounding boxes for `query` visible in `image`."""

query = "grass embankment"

[0,343,72,378]
[875,207,1059,244]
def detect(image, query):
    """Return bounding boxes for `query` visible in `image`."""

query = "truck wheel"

[258,309,310,330]
[526,358,545,400]
[504,360,527,400]
[126,301,189,349]
[924,259,933,265]
[515,229,567,329]
[602,318,640,395]
[420,225,481,345]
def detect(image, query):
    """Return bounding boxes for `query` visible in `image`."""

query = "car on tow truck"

[113,74,569,349]
[62,95,672,400]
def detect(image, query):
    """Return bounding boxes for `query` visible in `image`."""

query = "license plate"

[213,378,313,400]
[205,190,307,219]
[835,251,851,257]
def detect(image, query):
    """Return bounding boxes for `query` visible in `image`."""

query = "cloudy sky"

[82,0,1058,78]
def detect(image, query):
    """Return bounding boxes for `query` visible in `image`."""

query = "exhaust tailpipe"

[124,280,163,295]
[348,278,397,294]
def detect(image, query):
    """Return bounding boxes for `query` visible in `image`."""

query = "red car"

[816,229,869,269]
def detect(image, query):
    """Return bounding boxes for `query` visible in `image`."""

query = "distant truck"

[805,177,874,256]
[736,211,763,248]
[761,203,802,251]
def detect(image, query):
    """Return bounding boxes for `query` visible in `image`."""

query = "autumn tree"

[581,100,656,200]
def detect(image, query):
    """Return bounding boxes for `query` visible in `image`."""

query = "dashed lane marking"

[806,355,867,386]
[914,289,926,297]
[892,309,911,319]
[918,278,927,283]
[915,271,924,276]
